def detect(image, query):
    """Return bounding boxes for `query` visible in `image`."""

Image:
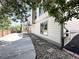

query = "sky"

[66,18,79,32]
[10,20,21,27]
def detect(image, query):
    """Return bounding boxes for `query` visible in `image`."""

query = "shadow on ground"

[64,34,79,55]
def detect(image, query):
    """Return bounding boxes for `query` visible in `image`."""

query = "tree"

[42,0,69,49]
[3,16,11,34]
[0,0,42,24]
[0,0,30,32]
[0,15,11,36]
[0,19,4,36]
[42,0,79,49]
[22,0,42,24]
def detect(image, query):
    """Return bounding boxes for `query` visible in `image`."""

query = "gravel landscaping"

[29,34,78,59]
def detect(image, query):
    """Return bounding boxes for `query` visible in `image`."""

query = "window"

[40,21,48,35]
[39,7,44,16]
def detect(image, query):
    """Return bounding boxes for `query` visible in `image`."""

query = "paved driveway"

[65,34,79,55]
[0,33,36,59]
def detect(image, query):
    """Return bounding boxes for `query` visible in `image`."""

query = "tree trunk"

[20,22,22,32]
[60,23,64,49]
[7,27,8,35]
[32,9,36,24]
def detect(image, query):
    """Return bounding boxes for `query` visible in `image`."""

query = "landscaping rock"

[47,48,54,53]
[30,34,78,59]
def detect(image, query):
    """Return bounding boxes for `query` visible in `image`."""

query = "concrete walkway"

[0,33,36,59]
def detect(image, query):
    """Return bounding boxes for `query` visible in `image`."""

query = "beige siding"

[31,12,61,45]
[48,17,61,43]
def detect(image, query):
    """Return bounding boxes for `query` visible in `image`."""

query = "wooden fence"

[0,30,11,37]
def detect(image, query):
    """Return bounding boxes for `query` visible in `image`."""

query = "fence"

[0,30,11,37]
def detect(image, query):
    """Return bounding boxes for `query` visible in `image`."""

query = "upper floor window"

[39,7,44,16]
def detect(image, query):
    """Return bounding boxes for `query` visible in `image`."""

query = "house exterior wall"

[31,12,61,46]
[27,7,79,47]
